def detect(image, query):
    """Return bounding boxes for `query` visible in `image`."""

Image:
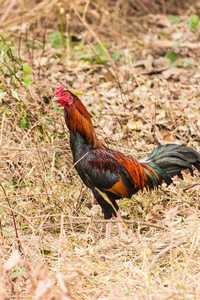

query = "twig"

[35,212,51,235]
[76,27,127,111]
[72,3,117,73]
[50,194,74,234]
[36,144,51,203]
[0,112,5,146]
[1,0,17,23]
[0,201,36,232]
[146,40,200,50]
[19,219,168,231]
[72,0,128,105]
[0,218,4,245]
[26,25,31,60]
[0,182,22,251]
[148,242,182,270]
[83,0,91,21]
[128,50,144,103]
[18,15,22,61]
[0,193,168,231]
[2,62,23,86]
[182,182,200,191]
[66,13,71,60]
[66,152,89,178]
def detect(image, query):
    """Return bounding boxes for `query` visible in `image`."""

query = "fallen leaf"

[127,119,143,130]
[163,131,176,142]
[4,250,21,271]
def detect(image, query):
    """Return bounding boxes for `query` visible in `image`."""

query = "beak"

[53,96,59,101]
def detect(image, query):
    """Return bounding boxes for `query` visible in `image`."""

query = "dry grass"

[1,0,200,299]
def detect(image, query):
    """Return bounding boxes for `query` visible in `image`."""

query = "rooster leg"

[116,210,128,239]
[106,221,112,238]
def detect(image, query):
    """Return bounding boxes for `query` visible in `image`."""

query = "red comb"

[55,84,65,97]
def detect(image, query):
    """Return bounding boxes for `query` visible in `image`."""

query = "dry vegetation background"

[1,0,200,299]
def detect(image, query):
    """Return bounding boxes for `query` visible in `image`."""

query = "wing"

[77,147,163,198]
[76,149,133,198]
[112,150,161,191]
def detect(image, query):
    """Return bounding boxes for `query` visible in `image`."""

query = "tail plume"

[140,144,200,186]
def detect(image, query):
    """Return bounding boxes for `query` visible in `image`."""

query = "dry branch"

[0,203,36,231]
[19,218,168,231]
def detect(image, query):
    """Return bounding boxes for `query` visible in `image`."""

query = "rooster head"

[53,84,74,108]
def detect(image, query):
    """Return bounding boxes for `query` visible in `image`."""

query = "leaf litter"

[0,1,200,299]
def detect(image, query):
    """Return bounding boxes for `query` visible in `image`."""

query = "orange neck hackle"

[55,85,104,148]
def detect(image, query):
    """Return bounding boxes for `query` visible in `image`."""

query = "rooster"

[54,84,200,238]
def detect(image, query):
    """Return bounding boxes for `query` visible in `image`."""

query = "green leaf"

[6,48,13,59]
[37,125,43,134]
[49,32,61,41]
[169,15,181,25]
[0,91,6,100]
[53,53,62,59]
[161,32,168,40]
[181,59,196,67]
[93,44,109,63]
[172,37,185,49]
[11,89,20,101]
[3,109,11,115]
[46,119,52,125]
[49,32,64,49]
[145,247,152,256]
[40,249,52,256]
[53,106,59,113]
[23,63,31,74]
[24,77,31,86]
[94,59,106,64]
[21,117,29,130]
[94,43,109,52]
[112,49,121,62]
[71,90,84,96]
[187,15,199,31]
[165,52,178,67]
[12,268,26,279]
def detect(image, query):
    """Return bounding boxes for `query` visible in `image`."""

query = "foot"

[116,210,128,239]
[105,211,128,239]
[117,222,128,239]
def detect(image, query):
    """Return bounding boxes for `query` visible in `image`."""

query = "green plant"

[169,14,181,25]
[166,15,199,68]
[187,15,199,31]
